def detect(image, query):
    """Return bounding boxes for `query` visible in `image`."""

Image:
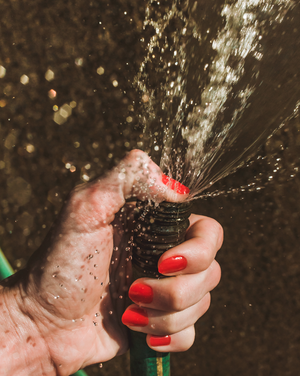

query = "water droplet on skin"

[72,319,76,323]
[89,272,93,275]
[87,254,93,260]
[54,295,59,299]
[93,321,98,326]
[95,249,99,254]
[80,318,85,322]
[101,282,103,285]
[95,312,100,317]
[52,273,57,278]
[109,311,113,315]
[100,295,103,299]
[99,363,103,368]
[151,324,156,329]
[94,276,98,280]
[94,264,98,268]
[119,295,123,299]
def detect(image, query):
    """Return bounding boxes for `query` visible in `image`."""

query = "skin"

[0,150,223,375]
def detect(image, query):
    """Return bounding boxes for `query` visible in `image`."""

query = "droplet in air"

[20,74,29,85]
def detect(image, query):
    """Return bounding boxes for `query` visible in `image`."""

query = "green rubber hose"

[0,246,88,376]
[0,247,14,280]
[130,201,192,376]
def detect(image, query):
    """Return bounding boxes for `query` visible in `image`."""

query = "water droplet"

[52,273,57,278]
[109,311,113,315]
[95,312,100,317]
[95,249,99,254]
[93,321,98,326]
[94,264,98,268]
[54,295,59,299]
[87,254,93,260]
[72,319,76,323]
[80,317,85,322]
[101,282,103,285]
[99,363,103,368]
[89,272,93,275]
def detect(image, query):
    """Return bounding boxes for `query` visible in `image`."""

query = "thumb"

[68,150,190,229]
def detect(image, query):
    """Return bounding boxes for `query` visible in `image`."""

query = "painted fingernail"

[149,335,171,347]
[122,307,149,327]
[158,256,187,274]
[162,174,190,194]
[129,283,153,304]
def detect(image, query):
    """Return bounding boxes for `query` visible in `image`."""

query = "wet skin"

[0,150,223,376]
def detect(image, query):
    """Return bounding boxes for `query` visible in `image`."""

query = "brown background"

[1,1,300,375]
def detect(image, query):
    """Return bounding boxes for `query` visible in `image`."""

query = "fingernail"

[162,174,190,194]
[158,256,187,274]
[149,335,171,347]
[122,307,149,327]
[129,283,153,304]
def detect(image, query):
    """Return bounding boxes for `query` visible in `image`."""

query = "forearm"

[0,281,55,376]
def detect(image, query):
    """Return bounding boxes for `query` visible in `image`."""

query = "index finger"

[158,215,223,275]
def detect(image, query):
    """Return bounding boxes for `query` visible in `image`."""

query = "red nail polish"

[122,307,149,327]
[129,283,153,304]
[162,174,190,194]
[158,256,187,274]
[149,335,171,347]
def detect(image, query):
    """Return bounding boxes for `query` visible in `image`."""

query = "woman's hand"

[0,150,223,375]
[123,213,222,352]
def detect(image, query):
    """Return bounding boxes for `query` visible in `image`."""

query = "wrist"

[0,276,55,376]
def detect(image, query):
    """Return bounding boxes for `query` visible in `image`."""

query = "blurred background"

[1,0,300,375]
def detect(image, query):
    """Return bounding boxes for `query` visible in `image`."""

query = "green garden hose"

[130,201,192,376]
[0,246,88,376]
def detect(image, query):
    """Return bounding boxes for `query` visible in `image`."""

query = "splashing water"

[135,0,299,198]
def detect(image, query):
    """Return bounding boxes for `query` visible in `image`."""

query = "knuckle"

[182,327,196,351]
[202,292,211,314]
[168,281,187,312]
[210,260,222,289]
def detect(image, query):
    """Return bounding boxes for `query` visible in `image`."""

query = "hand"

[0,150,222,375]
[123,213,222,351]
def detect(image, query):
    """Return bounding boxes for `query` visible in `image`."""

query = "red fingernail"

[162,174,190,194]
[158,256,187,274]
[149,335,171,347]
[129,283,153,304]
[122,307,149,327]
